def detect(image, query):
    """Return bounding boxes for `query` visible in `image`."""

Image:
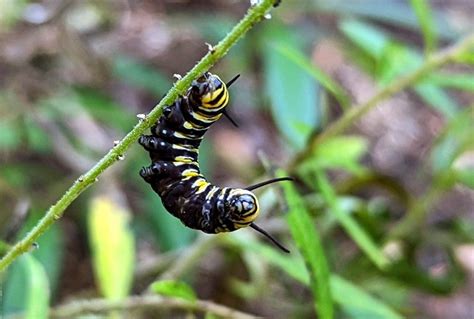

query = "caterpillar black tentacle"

[222,74,240,128]
[139,72,291,252]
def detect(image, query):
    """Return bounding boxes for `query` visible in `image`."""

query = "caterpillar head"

[190,72,228,110]
[227,189,259,228]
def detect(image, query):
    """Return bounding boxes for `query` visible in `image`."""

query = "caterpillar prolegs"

[139,72,291,252]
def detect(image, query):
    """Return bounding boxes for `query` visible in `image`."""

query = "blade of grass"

[315,170,390,270]
[410,0,437,55]
[279,169,333,319]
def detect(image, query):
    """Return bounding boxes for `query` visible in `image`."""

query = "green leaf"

[315,171,390,270]
[280,169,334,319]
[340,19,390,60]
[20,213,64,298]
[23,255,50,319]
[454,168,474,189]
[302,135,368,174]
[2,255,50,319]
[150,280,197,301]
[415,83,459,119]
[431,108,474,173]
[377,42,418,84]
[271,43,350,109]
[331,275,404,319]
[88,196,135,300]
[410,0,437,55]
[427,72,474,91]
[263,26,320,149]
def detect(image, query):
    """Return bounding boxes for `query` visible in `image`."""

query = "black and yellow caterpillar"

[139,72,291,252]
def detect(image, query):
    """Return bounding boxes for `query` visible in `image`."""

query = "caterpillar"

[139,72,291,252]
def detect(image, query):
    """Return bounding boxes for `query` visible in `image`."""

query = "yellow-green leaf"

[88,196,135,300]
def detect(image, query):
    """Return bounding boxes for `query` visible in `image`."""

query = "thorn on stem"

[205,42,215,53]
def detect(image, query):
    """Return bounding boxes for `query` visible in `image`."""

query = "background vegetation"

[1,0,473,318]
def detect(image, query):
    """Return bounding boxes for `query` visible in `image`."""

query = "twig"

[290,33,474,168]
[49,295,262,319]
[0,0,281,272]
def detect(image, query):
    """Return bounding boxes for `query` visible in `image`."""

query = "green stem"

[0,0,280,273]
[290,33,474,168]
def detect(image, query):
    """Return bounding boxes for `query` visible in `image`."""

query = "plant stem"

[290,33,474,168]
[49,295,260,319]
[0,0,280,273]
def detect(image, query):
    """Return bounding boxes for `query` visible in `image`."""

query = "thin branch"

[290,33,474,168]
[49,295,262,319]
[0,0,280,272]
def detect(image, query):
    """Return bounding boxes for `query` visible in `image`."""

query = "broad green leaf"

[150,280,197,301]
[263,26,320,149]
[280,169,333,319]
[112,55,171,96]
[331,275,404,319]
[271,43,350,109]
[88,196,135,300]
[410,0,437,55]
[2,255,50,319]
[315,171,390,270]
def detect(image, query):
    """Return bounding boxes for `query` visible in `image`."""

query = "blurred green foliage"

[1,0,473,318]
